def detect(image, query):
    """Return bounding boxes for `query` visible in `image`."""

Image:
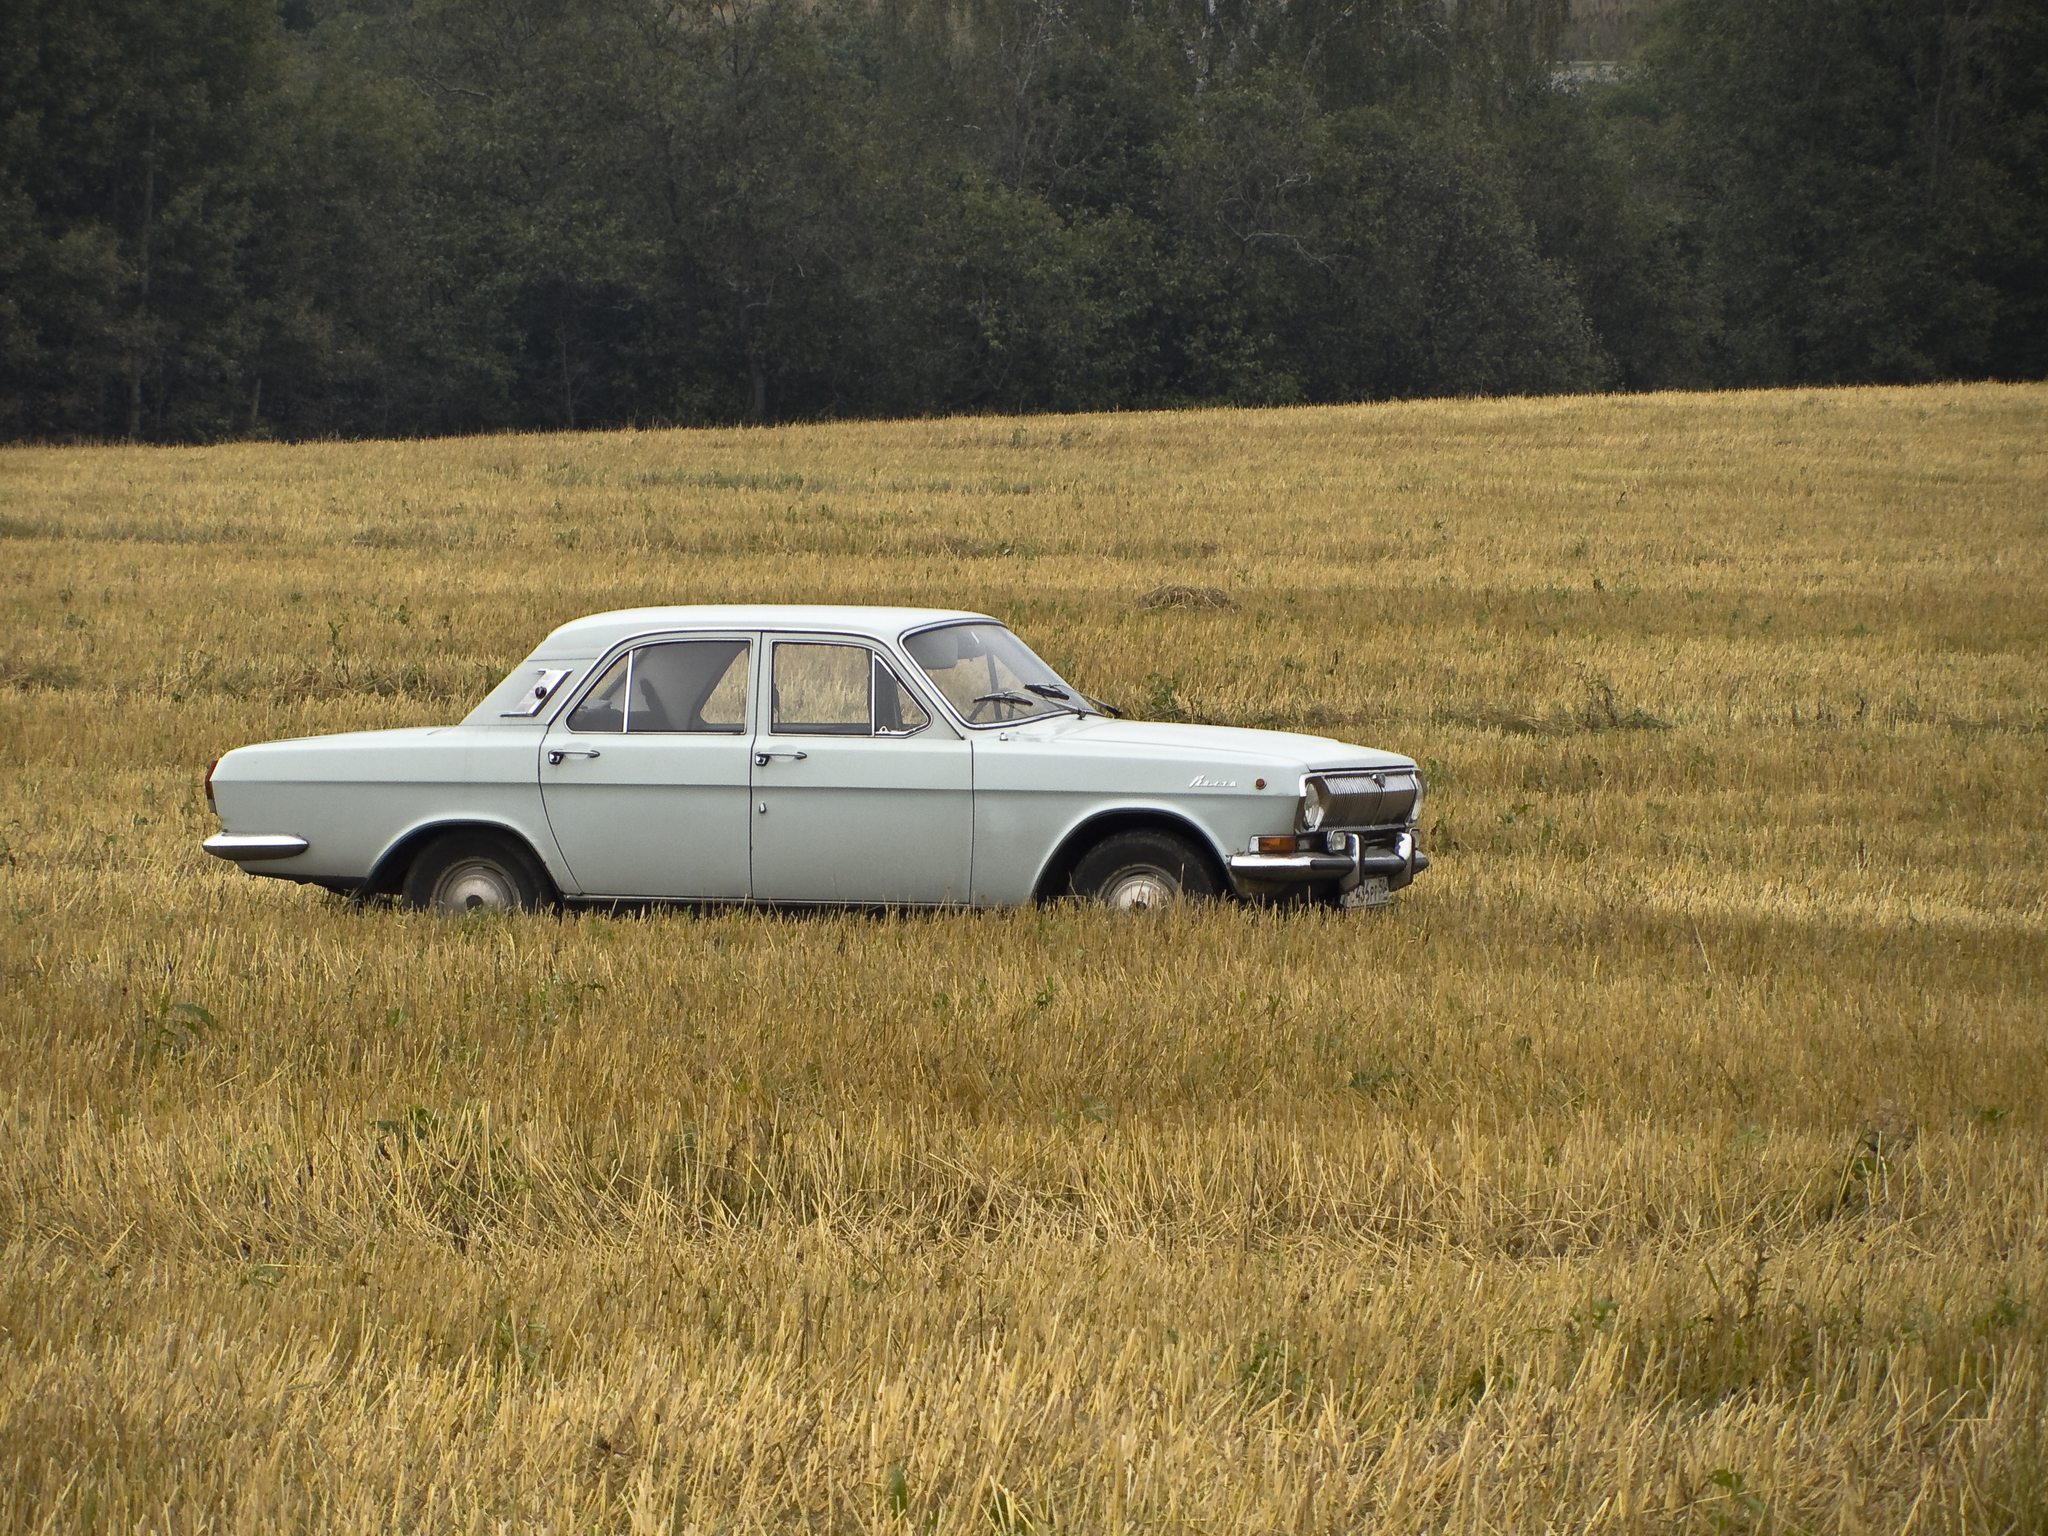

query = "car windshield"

[902,623,1092,726]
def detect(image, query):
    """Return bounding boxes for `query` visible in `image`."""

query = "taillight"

[204,758,219,809]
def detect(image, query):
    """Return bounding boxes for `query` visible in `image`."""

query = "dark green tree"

[6,0,2037,440]
[1,0,299,438]
[1160,82,1611,401]
[1646,0,2048,384]
[1498,83,1716,391]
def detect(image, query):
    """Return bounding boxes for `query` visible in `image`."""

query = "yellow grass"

[1,382,2044,1533]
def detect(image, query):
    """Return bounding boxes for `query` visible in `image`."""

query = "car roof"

[528,605,995,659]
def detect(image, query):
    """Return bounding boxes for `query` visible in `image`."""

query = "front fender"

[1022,802,1238,901]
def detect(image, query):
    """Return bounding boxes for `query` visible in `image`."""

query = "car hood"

[1005,715,1413,770]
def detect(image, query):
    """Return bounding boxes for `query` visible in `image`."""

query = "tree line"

[2,0,2042,441]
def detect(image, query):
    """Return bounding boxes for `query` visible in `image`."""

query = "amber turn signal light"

[1254,835,1297,855]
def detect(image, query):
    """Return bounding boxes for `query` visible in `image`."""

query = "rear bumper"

[203,832,309,862]
[1227,831,1428,893]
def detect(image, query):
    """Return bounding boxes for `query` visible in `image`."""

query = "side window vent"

[501,667,574,717]
[874,657,931,736]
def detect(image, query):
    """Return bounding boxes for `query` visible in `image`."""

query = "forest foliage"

[2,0,2044,440]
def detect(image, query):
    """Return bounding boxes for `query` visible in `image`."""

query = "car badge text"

[1188,774,1238,788]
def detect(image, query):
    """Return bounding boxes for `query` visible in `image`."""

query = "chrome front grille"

[1298,768,1422,830]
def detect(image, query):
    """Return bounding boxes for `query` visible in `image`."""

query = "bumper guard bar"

[203,833,310,861]
[1227,831,1428,892]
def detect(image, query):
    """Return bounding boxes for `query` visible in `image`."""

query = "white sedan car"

[203,606,1428,913]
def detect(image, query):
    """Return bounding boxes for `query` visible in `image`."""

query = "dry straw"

[0,383,2044,1531]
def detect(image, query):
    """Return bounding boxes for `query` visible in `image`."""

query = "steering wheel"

[968,691,1032,724]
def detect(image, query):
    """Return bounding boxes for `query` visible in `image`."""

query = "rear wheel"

[402,831,549,915]
[1069,829,1218,912]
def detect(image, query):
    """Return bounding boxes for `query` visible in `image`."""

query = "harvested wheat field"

[1,383,2045,1533]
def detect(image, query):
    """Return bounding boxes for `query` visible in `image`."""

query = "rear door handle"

[547,748,602,765]
[754,750,808,766]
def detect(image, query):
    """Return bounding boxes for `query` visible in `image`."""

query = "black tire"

[1069,829,1218,912]
[401,830,550,915]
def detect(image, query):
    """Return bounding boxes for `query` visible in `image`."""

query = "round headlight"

[1410,771,1425,822]
[1300,779,1330,830]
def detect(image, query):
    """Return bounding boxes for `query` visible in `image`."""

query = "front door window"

[770,642,931,737]
[772,643,871,734]
[751,637,967,903]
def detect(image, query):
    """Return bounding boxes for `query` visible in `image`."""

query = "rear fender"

[365,821,565,903]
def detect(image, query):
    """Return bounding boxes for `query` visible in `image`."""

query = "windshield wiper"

[1023,682,1097,717]
[975,687,1095,720]
[1085,695,1125,718]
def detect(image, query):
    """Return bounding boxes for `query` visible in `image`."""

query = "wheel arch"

[1030,808,1231,902]
[364,820,562,903]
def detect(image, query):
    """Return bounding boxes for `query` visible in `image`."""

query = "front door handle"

[754,750,809,766]
[547,748,602,765]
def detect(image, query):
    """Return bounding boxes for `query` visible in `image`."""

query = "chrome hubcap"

[432,858,519,915]
[1102,868,1178,912]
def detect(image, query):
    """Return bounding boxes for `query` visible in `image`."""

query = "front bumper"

[1227,831,1428,897]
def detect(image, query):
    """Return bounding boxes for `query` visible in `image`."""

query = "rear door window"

[566,639,751,733]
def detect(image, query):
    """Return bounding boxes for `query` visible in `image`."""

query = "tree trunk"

[739,284,768,422]
[126,124,157,444]
[556,285,576,431]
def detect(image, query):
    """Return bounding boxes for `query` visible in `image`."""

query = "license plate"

[1341,877,1392,910]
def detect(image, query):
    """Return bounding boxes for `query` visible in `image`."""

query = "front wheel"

[1069,830,1218,912]
[402,831,550,915]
